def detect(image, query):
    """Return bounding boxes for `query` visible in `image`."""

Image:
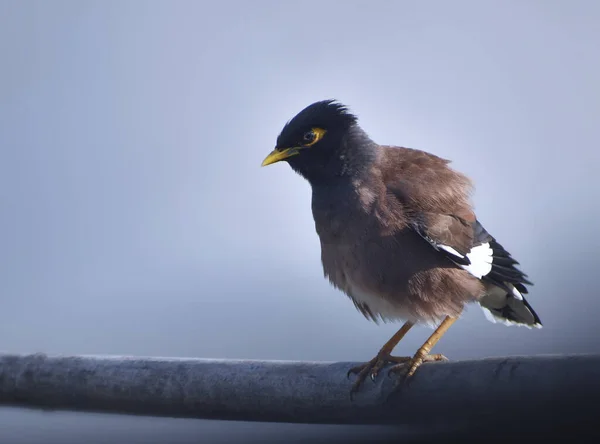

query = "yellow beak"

[261,147,300,167]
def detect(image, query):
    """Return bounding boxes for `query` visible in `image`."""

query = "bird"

[261,100,541,396]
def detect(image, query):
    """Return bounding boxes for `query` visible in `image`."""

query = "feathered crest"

[277,100,357,147]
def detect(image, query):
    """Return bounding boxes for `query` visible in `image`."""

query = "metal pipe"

[0,353,598,427]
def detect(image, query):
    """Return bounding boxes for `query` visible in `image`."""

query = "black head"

[261,100,373,183]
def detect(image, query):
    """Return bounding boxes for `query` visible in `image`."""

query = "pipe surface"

[0,353,598,427]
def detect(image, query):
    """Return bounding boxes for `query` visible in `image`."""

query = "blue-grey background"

[1,0,599,442]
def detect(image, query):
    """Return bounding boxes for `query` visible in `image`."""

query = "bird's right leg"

[347,320,415,397]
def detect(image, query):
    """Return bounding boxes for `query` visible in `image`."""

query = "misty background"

[1,0,599,442]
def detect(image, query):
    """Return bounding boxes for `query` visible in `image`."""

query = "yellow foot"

[387,353,448,388]
[347,353,413,398]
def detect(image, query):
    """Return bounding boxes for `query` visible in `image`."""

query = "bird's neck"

[290,126,378,186]
[310,172,377,243]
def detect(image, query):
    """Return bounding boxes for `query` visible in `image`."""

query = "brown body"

[312,145,484,325]
[262,99,540,394]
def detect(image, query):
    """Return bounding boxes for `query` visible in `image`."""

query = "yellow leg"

[376,320,415,356]
[389,315,457,384]
[347,321,414,397]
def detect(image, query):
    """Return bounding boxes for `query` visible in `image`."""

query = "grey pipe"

[0,353,599,427]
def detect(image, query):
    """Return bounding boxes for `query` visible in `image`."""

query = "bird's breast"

[311,184,373,241]
[319,239,417,323]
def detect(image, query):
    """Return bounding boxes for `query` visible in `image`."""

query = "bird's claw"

[346,368,356,380]
[386,353,448,389]
[347,354,415,399]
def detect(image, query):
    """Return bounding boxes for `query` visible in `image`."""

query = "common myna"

[261,100,541,395]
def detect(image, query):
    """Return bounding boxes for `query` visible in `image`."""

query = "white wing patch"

[463,242,493,278]
[439,242,493,279]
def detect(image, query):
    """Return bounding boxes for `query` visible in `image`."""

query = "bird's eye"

[300,127,326,147]
[303,130,316,144]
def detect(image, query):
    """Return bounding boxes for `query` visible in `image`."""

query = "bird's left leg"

[347,320,415,397]
[388,315,457,386]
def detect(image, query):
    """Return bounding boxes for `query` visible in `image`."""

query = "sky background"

[1,0,599,442]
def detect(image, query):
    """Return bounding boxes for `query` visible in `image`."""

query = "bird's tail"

[465,220,542,328]
[479,282,542,328]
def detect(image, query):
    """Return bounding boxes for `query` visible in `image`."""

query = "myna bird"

[261,100,541,396]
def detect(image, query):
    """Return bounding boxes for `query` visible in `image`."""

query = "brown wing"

[378,145,539,326]
[380,145,477,261]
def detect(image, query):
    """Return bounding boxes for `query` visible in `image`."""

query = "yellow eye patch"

[303,127,327,146]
